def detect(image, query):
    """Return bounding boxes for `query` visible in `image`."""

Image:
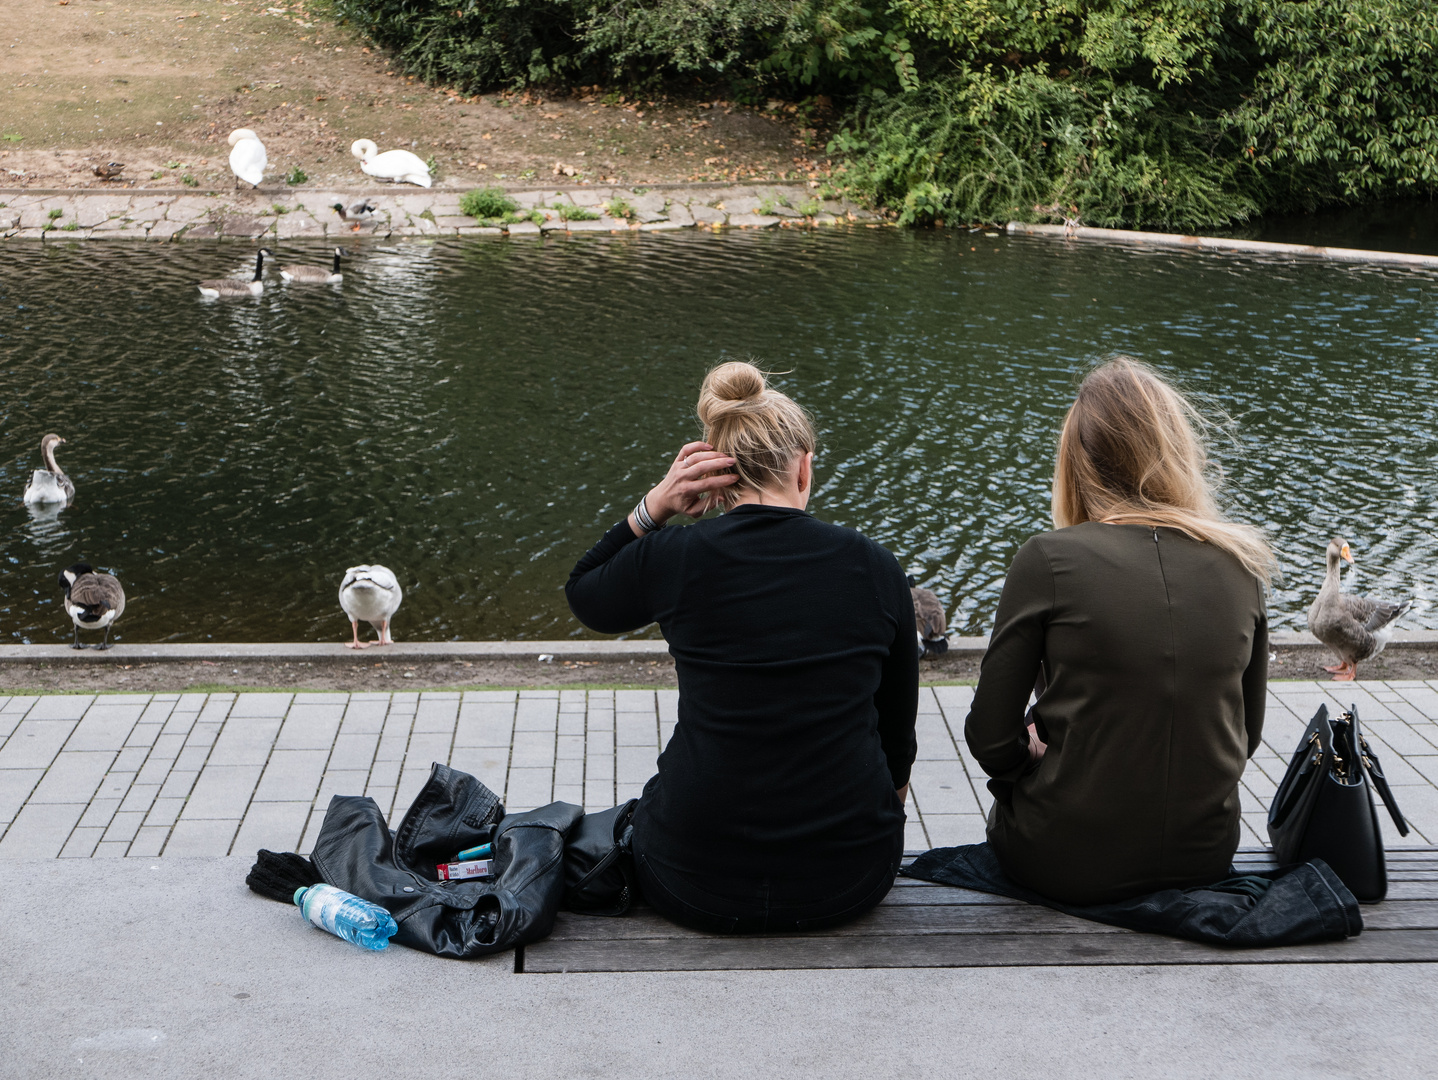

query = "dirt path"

[3,0,831,192]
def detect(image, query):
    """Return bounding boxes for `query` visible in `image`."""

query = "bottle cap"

[293,886,309,906]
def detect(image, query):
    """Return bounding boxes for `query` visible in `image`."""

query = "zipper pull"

[1152,527,1159,543]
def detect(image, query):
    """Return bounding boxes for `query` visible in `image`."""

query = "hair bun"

[697,361,767,425]
[706,361,766,402]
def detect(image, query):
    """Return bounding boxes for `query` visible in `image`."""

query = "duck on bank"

[1307,536,1412,681]
[59,563,125,650]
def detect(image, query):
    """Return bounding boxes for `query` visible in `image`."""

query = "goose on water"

[339,564,402,649]
[331,200,376,228]
[907,575,950,659]
[1307,536,1413,681]
[23,434,75,507]
[280,248,344,284]
[197,248,273,298]
[351,139,431,187]
[228,128,267,189]
[59,563,125,650]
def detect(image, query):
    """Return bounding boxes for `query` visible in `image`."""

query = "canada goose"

[331,200,376,228]
[1306,537,1413,681]
[907,575,950,659]
[228,128,267,189]
[92,161,125,180]
[59,563,125,650]
[197,248,274,298]
[339,564,402,648]
[280,248,344,284]
[350,139,431,187]
[22,434,75,507]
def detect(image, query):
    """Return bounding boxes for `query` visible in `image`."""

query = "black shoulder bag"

[562,799,638,916]
[1268,703,1409,902]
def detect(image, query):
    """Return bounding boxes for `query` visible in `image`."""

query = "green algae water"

[2,229,1436,643]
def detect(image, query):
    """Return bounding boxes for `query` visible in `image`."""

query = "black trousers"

[634,833,904,935]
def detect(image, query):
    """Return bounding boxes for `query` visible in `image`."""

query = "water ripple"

[2,231,1436,642]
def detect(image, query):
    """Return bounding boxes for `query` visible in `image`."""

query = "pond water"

[2,229,1437,644]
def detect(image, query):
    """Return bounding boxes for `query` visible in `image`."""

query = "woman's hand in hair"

[632,441,737,532]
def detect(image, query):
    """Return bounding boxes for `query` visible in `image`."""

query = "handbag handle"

[1339,707,1411,838]
[1357,731,1410,837]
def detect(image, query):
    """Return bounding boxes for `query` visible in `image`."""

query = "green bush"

[334,0,1438,228]
[459,186,519,219]
[557,203,602,221]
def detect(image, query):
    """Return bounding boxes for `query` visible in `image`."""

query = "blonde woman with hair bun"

[965,357,1273,906]
[567,360,918,935]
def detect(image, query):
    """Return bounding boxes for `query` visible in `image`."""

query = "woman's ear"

[797,451,814,493]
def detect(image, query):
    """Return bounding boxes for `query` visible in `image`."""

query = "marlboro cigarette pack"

[436,859,493,881]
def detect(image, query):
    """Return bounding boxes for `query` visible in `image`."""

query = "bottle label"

[436,859,493,881]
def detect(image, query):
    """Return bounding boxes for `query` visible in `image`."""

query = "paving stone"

[181,765,263,819]
[234,801,311,855]
[28,697,94,721]
[27,751,114,804]
[727,213,781,228]
[208,717,282,766]
[0,802,85,858]
[165,819,239,857]
[253,750,328,803]
[128,827,169,857]
[0,770,44,823]
[60,827,104,858]
[506,221,541,237]
[103,812,146,844]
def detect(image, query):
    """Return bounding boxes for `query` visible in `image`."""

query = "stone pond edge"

[0,181,885,241]
[0,631,1426,664]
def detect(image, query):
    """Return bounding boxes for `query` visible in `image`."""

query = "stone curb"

[1008,221,1438,268]
[0,641,672,663]
[0,182,885,241]
[0,631,1428,664]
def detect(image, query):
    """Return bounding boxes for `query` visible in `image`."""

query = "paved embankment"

[0,182,881,240]
[3,679,1437,861]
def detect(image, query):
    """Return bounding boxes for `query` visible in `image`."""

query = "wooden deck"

[519,848,1438,973]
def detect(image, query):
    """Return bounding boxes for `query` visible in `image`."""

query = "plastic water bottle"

[293,885,399,951]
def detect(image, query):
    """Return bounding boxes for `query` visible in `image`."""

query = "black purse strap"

[1341,706,1410,837]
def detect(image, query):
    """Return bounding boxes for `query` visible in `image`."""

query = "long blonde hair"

[1053,357,1273,582]
[697,361,816,507]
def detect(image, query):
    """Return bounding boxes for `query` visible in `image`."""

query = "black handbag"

[562,798,638,916]
[1268,703,1409,902]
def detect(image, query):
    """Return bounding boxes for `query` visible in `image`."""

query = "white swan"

[351,139,431,187]
[339,564,403,648]
[23,434,75,506]
[229,128,267,189]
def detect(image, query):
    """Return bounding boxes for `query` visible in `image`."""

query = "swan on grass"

[280,248,344,284]
[339,564,403,648]
[23,434,75,507]
[351,139,431,187]
[228,128,267,189]
[197,248,273,298]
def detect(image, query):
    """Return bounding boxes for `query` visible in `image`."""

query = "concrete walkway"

[3,681,1438,860]
[5,683,1438,1079]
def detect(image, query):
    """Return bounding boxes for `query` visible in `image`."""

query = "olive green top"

[965,522,1268,905]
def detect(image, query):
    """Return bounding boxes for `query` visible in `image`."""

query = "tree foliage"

[332,0,1438,228]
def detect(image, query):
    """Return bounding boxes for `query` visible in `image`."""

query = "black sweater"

[566,505,918,878]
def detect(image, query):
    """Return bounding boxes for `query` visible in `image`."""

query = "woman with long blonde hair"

[965,357,1271,904]
[567,361,918,933]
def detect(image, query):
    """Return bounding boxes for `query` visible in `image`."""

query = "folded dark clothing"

[902,843,1362,947]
